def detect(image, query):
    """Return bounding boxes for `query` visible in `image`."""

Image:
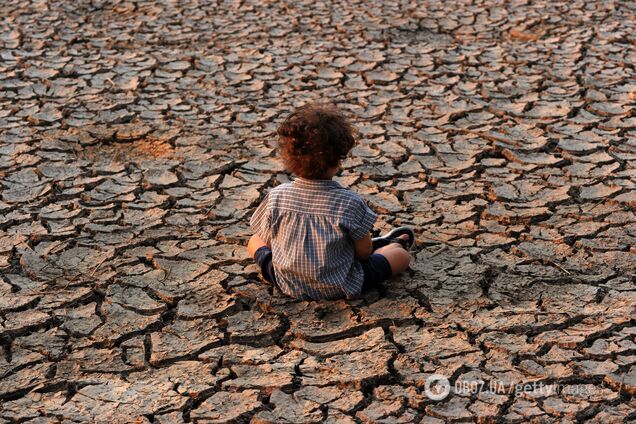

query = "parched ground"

[1,0,635,422]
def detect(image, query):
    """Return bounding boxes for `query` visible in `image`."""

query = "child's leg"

[247,234,268,258]
[373,234,410,275]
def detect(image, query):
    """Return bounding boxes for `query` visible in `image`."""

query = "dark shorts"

[252,246,392,294]
[253,246,278,286]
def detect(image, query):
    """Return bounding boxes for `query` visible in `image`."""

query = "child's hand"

[353,233,373,261]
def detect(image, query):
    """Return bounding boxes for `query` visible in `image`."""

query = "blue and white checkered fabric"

[250,177,377,300]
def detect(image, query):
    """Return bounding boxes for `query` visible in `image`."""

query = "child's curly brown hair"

[277,102,357,179]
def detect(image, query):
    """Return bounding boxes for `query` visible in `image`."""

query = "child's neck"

[323,166,339,179]
[299,176,333,181]
[297,165,339,181]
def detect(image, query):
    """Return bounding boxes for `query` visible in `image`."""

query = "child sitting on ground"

[247,102,413,300]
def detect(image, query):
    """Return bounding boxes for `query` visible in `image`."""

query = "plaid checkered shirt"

[250,177,377,300]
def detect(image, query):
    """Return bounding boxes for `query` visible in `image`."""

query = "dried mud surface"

[1,0,635,422]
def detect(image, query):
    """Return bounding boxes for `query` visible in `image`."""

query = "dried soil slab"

[364,70,400,85]
[290,327,394,357]
[88,302,161,347]
[105,284,167,315]
[2,183,51,203]
[517,359,572,380]
[0,310,52,337]
[150,318,222,365]
[485,202,551,224]
[477,332,538,355]
[131,263,220,302]
[55,347,135,378]
[588,402,636,423]
[561,221,605,237]
[224,310,282,346]
[299,347,394,388]
[356,385,425,422]
[612,190,636,206]
[572,359,620,378]
[178,245,249,265]
[66,379,189,422]
[0,362,53,398]
[151,259,211,285]
[295,385,365,413]
[200,344,284,366]
[579,183,622,200]
[502,149,561,165]
[176,286,238,319]
[284,301,364,342]
[358,297,423,326]
[211,185,262,219]
[392,325,478,360]
[252,389,324,423]
[0,293,39,313]
[426,397,473,421]
[542,397,592,418]
[605,366,636,396]
[8,247,48,278]
[357,401,418,423]
[476,233,516,247]
[0,391,81,422]
[222,351,304,391]
[0,344,45,377]
[12,327,67,363]
[53,246,115,278]
[588,102,631,116]
[190,389,262,423]
[128,361,226,397]
[557,138,600,153]
[144,168,178,186]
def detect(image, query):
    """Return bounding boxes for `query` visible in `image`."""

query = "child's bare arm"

[353,233,373,261]
[247,233,269,258]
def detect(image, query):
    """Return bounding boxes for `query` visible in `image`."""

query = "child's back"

[250,177,376,300]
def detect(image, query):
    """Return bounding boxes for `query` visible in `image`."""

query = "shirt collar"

[293,177,343,190]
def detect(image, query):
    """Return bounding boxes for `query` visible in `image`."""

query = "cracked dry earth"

[0,0,635,423]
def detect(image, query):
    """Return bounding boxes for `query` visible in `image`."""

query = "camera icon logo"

[424,374,451,401]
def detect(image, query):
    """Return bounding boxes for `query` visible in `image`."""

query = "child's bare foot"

[396,233,410,246]
[372,227,414,250]
[383,234,410,249]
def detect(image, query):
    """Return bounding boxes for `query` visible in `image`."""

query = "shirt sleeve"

[249,192,272,245]
[344,197,377,241]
